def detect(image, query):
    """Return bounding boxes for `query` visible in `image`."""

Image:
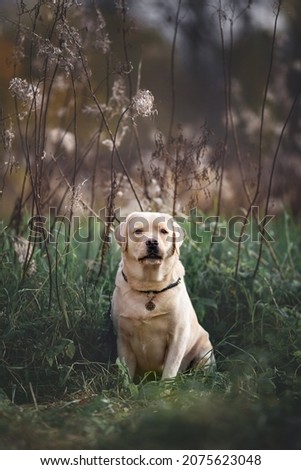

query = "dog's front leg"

[117,338,136,380]
[162,332,187,379]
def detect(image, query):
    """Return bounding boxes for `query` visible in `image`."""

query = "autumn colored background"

[1,0,301,221]
[0,0,301,451]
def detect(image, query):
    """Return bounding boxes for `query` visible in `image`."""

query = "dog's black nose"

[146,238,159,247]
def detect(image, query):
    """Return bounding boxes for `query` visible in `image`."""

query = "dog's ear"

[114,221,128,251]
[172,220,185,255]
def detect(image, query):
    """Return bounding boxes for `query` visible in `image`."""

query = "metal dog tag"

[145,300,156,311]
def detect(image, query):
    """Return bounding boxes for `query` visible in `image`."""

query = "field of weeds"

[1,0,301,450]
[1,215,301,449]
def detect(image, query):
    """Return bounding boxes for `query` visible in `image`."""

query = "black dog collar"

[121,270,181,295]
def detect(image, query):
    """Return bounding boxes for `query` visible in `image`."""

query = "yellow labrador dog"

[111,211,214,379]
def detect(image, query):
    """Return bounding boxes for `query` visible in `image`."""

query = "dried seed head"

[132,89,157,117]
[9,78,40,119]
[13,236,36,276]
[65,179,87,212]
[9,78,39,105]
[95,9,111,54]
[3,122,15,151]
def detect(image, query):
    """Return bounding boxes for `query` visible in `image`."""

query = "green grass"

[1,214,301,449]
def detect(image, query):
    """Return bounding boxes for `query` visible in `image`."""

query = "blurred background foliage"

[0,0,301,220]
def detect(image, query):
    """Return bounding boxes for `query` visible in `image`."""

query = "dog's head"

[115,211,185,266]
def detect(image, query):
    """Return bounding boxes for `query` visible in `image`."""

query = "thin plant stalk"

[168,0,182,145]
[253,89,300,278]
[235,0,282,278]
[207,0,229,262]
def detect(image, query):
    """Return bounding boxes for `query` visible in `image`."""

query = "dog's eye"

[160,228,168,234]
[134,228,143,235]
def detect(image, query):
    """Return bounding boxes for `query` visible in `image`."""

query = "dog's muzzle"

[144,238,161,260]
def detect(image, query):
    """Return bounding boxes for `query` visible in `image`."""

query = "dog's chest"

[120,303,170,324]
[118,291,172,332]
[120,309,172,364]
